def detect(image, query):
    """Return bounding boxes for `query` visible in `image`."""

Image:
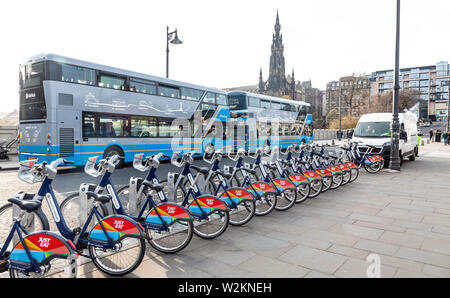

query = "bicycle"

[160,151,230,239]
[0,172,78,278]
[61,154,194,254]
[342,142,383,174]
[218,148,278,216]
[14,158,146,276]
[246,146,298,211]
[194,148,258,226]
[260,146,311,204]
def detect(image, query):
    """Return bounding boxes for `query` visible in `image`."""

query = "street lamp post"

[338,81,342,141]
[166,26,183,79]
[389,0,401,172]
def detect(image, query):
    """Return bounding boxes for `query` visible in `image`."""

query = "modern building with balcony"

[369,61,450,121]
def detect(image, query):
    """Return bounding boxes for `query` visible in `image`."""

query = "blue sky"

[1,0,449,112]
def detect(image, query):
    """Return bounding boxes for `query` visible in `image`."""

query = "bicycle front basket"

[84,156,104,178]
[18,160,43,184]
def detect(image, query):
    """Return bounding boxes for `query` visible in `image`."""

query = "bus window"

[83,113,97,137]
[131,117,157,137]
[99,116,129,137]
[130,78,156,95]
[228,94,247,110]
[271,102,281,110]
[20,62,44,89]
[181,87,203,101]
[261,100,271,109]
[98,75,126,90]
[203,92,216,104]
[61,64,95,85]
[159,120,178,137]
[216,94,227,105]
[158,85,180,98]
[248,97,260,108]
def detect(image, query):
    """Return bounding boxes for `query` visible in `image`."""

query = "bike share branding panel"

[326,166,342,174]
[187,196,228,217]
[288,174,309,186]
[247,182,276,197]
[303,171,323,180]
[9,232,74,265]
[344,162,358,169]
[146,203,191,227]
[219,188,254,206]
[336,164,350,171]
[272,178,296,192]
[89,216,142,242]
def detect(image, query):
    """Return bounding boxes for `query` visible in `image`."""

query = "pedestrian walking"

[429,128,434,142]
[443,131,449,146]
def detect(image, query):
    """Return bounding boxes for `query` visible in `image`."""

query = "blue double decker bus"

[18,54,312,166]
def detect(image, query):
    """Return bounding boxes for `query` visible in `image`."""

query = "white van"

[351,112,418,166]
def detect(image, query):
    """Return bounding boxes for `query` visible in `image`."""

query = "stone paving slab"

[1,142,450,278]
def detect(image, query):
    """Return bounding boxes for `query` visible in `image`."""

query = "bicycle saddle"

[86,191,112,203]
[142,181,164,192]
[8,198,42,213]
[190,165,209,175]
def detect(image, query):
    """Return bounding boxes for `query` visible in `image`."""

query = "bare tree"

[366,89,421,114]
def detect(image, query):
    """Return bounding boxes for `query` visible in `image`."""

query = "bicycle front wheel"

[60,193,109,231]
[88,237,145,276]
[0,203,49,250]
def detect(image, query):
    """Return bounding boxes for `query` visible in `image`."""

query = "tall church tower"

[266,10,289,96]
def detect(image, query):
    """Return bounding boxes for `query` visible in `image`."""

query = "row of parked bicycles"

[0,141,384,278]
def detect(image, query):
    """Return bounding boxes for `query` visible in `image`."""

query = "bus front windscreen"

[19,62,47,120]
[228,94,247,110]
[354,121,391,138]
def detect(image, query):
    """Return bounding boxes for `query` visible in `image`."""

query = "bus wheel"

[103,146,124,168]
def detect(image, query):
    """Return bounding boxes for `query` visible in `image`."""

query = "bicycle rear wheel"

[329,173,343,189]
[146,219,193,254]
[308,179,323,198]
[295,183,310,203]
[193,209,229,239]
[88,237,145,276]
[349,167,359,183]
[364,161,382,173]
[275,188,297,211]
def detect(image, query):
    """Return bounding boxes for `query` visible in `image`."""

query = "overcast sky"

[1,0,449,113]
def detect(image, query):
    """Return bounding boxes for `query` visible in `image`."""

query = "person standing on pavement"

[443,130,449,146]
[429,128,434,142]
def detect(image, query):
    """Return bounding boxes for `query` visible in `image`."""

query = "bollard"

[331,139,335,146]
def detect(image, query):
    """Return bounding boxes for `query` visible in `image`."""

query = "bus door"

[56,99,81,164]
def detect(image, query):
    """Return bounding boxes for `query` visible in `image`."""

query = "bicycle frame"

[0,219,41,273]
[38,176,118,250]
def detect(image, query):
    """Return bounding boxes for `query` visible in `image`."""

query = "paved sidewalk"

[75,142,450,278]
